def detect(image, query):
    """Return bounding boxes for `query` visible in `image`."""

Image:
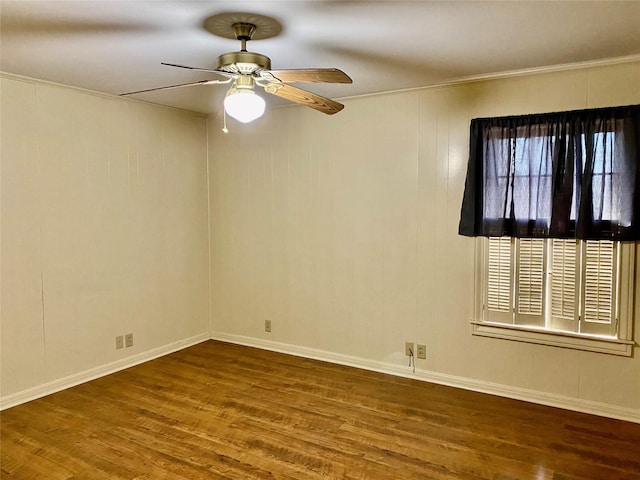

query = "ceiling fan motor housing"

[217,51,271,75]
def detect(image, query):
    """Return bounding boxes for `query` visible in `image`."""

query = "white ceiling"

[2,1,640,115]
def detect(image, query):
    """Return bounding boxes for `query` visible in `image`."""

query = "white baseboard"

[4,330,638,424]
[0,333,210,411]
[210,332,640,424]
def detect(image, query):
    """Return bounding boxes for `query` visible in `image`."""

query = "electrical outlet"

[115,335,124,349]
[265,320,272,333]
[125,333,133,348]
[405,341,414,356]
[416,344,426,359]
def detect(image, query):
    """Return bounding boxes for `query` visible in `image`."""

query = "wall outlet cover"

[405,341,414,356]
[115,336,124,349]
[125,333,133,348]
[417,344,426,359]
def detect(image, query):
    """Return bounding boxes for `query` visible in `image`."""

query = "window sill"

[470,321,635,356]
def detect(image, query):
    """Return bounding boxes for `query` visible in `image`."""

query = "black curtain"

[458,104,640,240]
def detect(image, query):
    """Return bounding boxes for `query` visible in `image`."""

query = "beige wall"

[1,75,209,397]
[208,61,640,413]
[2,61,638,417]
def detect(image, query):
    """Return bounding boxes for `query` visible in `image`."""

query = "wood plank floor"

[2,340,639,480]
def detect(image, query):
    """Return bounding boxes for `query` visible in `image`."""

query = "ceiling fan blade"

[262,68,352,84]
[161,62,233,78]
[120,79,220,96]
[267,84,344,115]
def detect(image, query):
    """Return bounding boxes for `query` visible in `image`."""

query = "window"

[474,237,634,355]
[459,104,640,240]
[459,105,639,355]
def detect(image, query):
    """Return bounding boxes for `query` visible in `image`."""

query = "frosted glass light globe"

[224,89,266,123]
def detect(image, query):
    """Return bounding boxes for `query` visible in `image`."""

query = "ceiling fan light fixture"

[120,15,351,118]
[224,87,265,123]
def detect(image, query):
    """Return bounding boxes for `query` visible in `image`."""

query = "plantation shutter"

[485,237,513,324]
[514,239,545,326]
[549,239,579,331]
[581,240,617,336]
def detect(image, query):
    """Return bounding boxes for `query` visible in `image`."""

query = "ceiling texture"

[2,1,640,115]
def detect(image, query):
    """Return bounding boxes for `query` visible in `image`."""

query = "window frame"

[471,238,636,356]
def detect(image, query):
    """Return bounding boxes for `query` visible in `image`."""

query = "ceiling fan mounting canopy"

[231,22,257,41]
[203,12,283,41]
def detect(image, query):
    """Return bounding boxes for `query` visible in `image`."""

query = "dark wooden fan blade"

[120,79,217,96]
[262,68,352,84]
[161,62,233,78]
[267,84,344,115]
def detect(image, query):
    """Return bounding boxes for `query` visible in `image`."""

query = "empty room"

[1,1,639,479]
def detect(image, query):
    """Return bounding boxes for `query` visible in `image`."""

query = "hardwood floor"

[2,340,639,480]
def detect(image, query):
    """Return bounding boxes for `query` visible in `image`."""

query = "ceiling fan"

[121,13,352,123]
